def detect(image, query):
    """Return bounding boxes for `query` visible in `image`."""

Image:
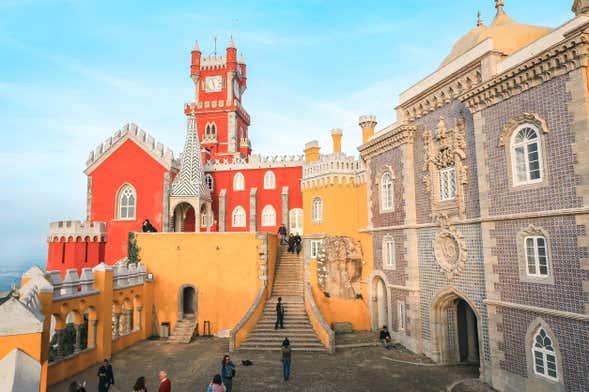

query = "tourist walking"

[158,370,171,392]
[278,224,287,245]
[206,374,225,392]
[97,359,115,392]
[275,297,285,329]
[133,376,147,392]
[281,338,292,382]
[287,233,295,253]
[294,233,302,256]
[221,355,236,392]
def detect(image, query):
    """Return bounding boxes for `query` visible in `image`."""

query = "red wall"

[46,237,105,277]
[88,140,169,264]
[209,166,302,233]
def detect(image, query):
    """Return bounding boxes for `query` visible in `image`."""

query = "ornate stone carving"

[499,113,549,147]
[422,116,469,220]
[316,236,363,299]
[432,219,467,279]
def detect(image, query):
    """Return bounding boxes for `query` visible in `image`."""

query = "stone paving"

[49,337,487,392]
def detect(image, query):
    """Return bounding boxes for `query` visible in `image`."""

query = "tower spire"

[193,40,200,52]
[228,35,235,49]
[495,0,505,15]
[477,11,483,26]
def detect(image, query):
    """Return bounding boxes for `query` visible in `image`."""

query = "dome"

[439,4,553,68]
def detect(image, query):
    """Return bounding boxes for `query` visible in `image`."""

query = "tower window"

[233,172,245,191]
[232,206,246,227]
[117,184,136,219]
[380,172,394,211]
[261,205,276,227]
[205,174,214,191]
[264,171,276,190]
[312,197,323,224]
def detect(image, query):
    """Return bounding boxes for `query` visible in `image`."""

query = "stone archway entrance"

[431,290,480,365]
[172,202,196,232]
[371,276,389,331]
[178,285,197,320]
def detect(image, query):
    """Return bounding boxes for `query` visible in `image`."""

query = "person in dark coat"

[275,297,285,329]
[142,219,157,233]
[281,338,292,382]
[278,224,287,245]
[97,359,114,392]
[294,233,302,256]
[287,234,295,253]
[379,325,393,349]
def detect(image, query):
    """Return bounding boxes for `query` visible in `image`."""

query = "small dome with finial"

[439,0,552,68]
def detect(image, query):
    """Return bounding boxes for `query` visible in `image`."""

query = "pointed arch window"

[233,172,245,191]
[532,327,558,380]
[205,174,214,191]
[264,171,276,190]
[232,206,246,228]
[312,197,323,224]
[511,125,543,186]
[117,184,136,219]
[261,205,276,227]
[380,172,394,211]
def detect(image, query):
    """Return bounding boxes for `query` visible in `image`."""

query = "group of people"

[278,224,302,256]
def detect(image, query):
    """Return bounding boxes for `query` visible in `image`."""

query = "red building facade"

[46,38,304,275]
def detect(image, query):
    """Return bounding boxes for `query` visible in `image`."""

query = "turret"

[226,36,237,72]
[359,115,377,144]
[190,40,201,79]
[239,53,247,91]
[304,141,321,163]
[330,129,343,154]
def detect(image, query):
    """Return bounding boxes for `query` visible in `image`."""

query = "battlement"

[113,262,146,289]
[184,100,251,124]
[301,153,366,189]
[200,54,227,70]
[85,123,175,173]
[203,154,304,171]
[48,220,106,242]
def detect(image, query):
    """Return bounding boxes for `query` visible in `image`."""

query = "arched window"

[380,172,394,211]
[233,172,245,191]
[264,171,276,190]
[532,327,558,380]
[312,197,323,224]
[232,206,246,227]
[205,174,214,191]
[383,237,395,269]
[117,184,136,219]
[525,235,549,277]
[261,205,276,227]
[511,125,543,185]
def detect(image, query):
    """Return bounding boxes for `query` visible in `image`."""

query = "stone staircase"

[239,246,326,352]
[168,315,197,343]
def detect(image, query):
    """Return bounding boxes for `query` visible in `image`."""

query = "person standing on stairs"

[278,224,287,245]
[275,297,285,329]
[294,233,302,256]
[281,338,292,382]
[287,233,295,253]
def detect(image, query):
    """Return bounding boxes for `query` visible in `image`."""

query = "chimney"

[359,115,377,144]
[304,141,321,163]
[330,129,343,153]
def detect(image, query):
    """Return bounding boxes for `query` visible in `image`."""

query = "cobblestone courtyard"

[48,336,490,392]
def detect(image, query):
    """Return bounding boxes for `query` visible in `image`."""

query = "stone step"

[254,327,316,333]
[240,342,325,349]
[249,331,318,337]
[239,346,326,352]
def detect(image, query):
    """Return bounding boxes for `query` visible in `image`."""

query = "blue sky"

[0,0,571,269]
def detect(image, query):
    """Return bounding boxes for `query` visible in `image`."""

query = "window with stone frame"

[511,125,543,186]
[380,172,394,211]
[383,237,395,270]
[532,327,558,381]
[263,170,276,190]
[205,174,214,191]
[117,184,136,219]
[200,210,208,227]
[439,166,457,201]
[310,239,321,258]
[525,236,549,277]
[312,197,323,224]
[261,205,276,227]
[397,300,406,331]
[204,122,217,141]
[233,172,245,191]
[232,206,246,227]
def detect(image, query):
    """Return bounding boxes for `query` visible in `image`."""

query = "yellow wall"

[0,333,42,361]
[303,179,373,330]
[136,232,271,336]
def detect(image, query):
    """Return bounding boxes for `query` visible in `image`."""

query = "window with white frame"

[205,174,214,191]
[264,171,276,190]
[312,197,323,224]
[117,184,136,219]
[233,172,245,191]
[310,240,321,258]
[511,126,543,186]
[398,301,406,331]
[232,206,246,227]
[439,166,457,201]
[380,172,394,211]
[525,236,549,277]
[383,237,395,269]
[261,205,276,227]
[532,327,558,380]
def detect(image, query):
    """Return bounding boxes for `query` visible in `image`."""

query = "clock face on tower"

[205,75,223,92]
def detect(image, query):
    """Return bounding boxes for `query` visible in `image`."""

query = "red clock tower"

[184,38,251,161]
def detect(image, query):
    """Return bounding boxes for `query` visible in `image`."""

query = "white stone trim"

[485,299,589,321]
[204,154,303,171]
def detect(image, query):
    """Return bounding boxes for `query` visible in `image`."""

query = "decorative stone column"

[281,186,289,227]
[90,320,98,348]
[125,310,133,334]
[136,306,143,330]
[219,189,227,232]
[112,313,121,340]
[249,188,257,232]
[54,329,64,361]
[73,324,81,354]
